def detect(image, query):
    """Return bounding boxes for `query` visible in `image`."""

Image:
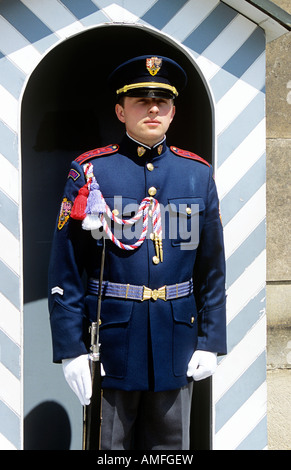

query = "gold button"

[152,256,160,265]
[112,209,119,216]
[148,186,157,196]
[191,317,195,324]
[186,207,192,215]
[150,233,155,240]
[147,163,154,171]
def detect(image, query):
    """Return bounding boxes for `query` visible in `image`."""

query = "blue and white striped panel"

[0,0,268,449]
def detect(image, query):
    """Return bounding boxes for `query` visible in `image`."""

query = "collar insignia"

[137,146,146,157]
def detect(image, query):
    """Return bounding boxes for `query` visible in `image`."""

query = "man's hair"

[117,95,126,107]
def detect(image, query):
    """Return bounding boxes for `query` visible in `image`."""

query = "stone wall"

[265,0,291,451]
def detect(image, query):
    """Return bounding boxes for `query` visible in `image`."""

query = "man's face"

[115,96,176,147]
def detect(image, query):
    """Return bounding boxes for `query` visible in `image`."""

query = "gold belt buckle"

[142,285,166,301]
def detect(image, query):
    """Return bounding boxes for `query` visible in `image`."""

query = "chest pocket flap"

[168,197,205,248]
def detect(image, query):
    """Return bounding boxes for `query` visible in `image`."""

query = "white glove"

[187,350,217,381]
[62,354,106,405]
[62,354,92,406]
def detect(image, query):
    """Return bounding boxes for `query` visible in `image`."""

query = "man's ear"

[170,105,176,123]
[115,103,126,123]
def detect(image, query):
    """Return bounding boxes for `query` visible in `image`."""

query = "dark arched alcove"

[22,24,213,450]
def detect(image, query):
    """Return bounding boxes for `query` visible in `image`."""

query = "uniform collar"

[119,133,167,162]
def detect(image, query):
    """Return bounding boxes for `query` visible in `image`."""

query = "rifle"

[83,236,105,450]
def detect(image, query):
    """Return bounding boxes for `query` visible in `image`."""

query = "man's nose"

[148,101,159,113]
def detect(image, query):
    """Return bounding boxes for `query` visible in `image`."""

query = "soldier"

[48,55,227,450]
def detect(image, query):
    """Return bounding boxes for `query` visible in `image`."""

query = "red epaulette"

[170,146,210,167]
[75,144,119,165]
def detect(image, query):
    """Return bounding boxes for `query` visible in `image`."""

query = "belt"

[87,278,193,302]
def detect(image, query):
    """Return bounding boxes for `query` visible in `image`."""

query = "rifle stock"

[83,236,106,450]
[83,347,103,450]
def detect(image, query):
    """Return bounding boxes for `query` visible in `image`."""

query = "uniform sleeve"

[48,161,91,363]
[193,167,227,355]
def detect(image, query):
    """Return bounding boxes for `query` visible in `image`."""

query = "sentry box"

[0,0,290,451]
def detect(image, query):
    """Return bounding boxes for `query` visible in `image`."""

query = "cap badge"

[146,57,162,76]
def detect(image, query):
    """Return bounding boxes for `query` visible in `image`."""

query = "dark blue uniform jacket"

[48,134,226,392]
